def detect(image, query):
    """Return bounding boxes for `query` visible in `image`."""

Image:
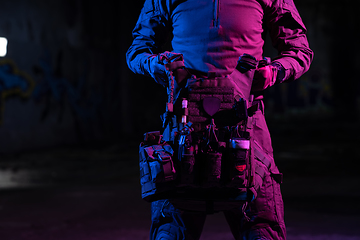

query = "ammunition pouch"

[139,137,177,201]
[139,135,254,212]
[138,85,258,213]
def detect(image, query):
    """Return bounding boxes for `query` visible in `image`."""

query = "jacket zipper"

[213,0,220,27]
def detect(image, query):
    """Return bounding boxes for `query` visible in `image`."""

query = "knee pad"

[243,226,282,240]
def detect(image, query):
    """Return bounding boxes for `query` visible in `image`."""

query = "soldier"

[126,0,313,239]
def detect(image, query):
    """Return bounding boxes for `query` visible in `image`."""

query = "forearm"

[126,0,170,77]
[126,46,155,76]
[266,0,314,83]
[272,47,313,83]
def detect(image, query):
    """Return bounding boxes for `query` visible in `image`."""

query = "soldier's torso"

[169,0,266,75]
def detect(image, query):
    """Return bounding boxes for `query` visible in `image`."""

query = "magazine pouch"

[139,133,176,202]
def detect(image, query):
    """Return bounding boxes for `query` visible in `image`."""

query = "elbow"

[302,46,314,72]
[126,48,136,74]
[296,47,314,79]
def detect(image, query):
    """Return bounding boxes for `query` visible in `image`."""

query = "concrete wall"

[0,0,133,152]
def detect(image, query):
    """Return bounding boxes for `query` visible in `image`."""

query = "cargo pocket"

[252,110,273,156]
[273,177,285,225]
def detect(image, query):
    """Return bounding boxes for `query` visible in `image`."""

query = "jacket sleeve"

[265,0,314,82]
[126,0,171,76]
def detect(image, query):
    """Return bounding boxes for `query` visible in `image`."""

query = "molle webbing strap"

[181,86,234,131]
[253,139,283,185]
[253,140,272,169]
[160,154,175,181]
[252,140,272,193]
[145,145,175,182]
[154,145,175,182]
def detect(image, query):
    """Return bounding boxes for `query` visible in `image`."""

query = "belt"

[251,99,264,115]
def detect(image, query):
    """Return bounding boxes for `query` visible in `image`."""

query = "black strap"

[253,140,272,169]
[253,140,283,184]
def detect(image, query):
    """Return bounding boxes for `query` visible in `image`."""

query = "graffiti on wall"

[31,52,103,139]
[0,51,103,141]
[0,59,35,123]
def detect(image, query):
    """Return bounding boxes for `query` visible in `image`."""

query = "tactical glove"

[146,51,188,87]
[252,62,285,92]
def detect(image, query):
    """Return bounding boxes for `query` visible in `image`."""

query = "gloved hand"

[172,67,191,88]
[147,51,188,87]
[252,62,285,92]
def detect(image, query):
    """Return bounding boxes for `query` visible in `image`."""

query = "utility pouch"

[203,152,222,188]
[226,137,251,188]
[179,153,195,186]
[139,135,176,202]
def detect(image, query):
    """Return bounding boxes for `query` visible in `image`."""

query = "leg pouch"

[139,142,176,201]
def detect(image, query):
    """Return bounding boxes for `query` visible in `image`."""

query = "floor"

[0,118,360,240]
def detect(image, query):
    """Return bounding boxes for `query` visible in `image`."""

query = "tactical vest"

[138,55,275,213]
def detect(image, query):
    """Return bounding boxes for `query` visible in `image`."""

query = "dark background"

[0,0,358,151]
[0,0,359,239]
